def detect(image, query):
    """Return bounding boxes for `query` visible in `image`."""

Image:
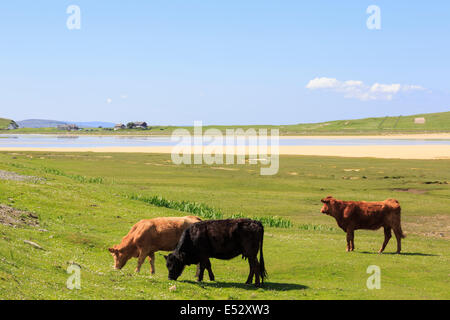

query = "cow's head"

[320,196,336,216]
[108,246,128,270]
[164,253,186,281]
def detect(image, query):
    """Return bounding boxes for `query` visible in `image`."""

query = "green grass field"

[0,152,449,299]
[3,111,450,135]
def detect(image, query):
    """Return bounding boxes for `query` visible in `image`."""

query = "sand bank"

[1,145,449,159]
[281,133,450,140]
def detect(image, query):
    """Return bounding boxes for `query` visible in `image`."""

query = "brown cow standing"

[320,196,406,253]
[108,216,201,273]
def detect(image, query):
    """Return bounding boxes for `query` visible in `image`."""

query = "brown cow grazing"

[108,216,201,274]
[320,196,406,253]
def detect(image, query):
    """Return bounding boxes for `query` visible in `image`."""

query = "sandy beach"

[1,133,449,159]
[280,133,450,140]
[1,144,449,159]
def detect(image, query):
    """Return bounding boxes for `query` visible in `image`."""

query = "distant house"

[414,117,426,124]
[114,124,126,131]
[57,124,79,131]
[134,122,148,129]
[127,122,148,129]
[7,121,18,130]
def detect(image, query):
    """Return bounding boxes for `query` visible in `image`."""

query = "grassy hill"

[2,111,449,135]
[0,118,16,130]
[278,111,450,134]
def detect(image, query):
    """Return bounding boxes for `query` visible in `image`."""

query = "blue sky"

[0,1,449,125]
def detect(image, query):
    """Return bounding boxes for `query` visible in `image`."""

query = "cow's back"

[342,200,400,230]
[132,216,201,252]
[188,219,262,260]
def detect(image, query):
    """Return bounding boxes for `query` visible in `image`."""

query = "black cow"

[164,218,267,287]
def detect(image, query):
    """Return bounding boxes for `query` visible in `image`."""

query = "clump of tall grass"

[128,194,293,228]
[229,213,293,228]
[9,163,27,169]
[297,224,336,231]
[41,167,103,184]
[128,194,224,220]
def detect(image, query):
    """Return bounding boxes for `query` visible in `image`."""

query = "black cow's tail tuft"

[259,225,268,282]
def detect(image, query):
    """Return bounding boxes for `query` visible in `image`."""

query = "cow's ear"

[322,196,333,203]
[108,247,118,254]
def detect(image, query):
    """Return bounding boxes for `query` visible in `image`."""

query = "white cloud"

[106,98,112,104]
[306,77,341,89]
[306,77,427,101]
[370,83,401,94]
[402,85,426,92]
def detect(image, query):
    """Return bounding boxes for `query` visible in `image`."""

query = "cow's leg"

[135,251,148,273]
[248,256,261,287]
[378,227,392,253]
[196,261,206,282]
[148,252,155,274]
[195,263,201,279]
[204,258,215,281]
[393,228,402,254]
[245,258,255,285]
[346,229,354,252]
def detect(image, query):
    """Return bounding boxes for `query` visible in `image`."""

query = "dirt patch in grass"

[404,215,450,239]
[0,170,44,183]
[0,204,39,228]
[394,188,428,194]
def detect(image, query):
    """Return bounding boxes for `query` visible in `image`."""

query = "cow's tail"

[259,225,268,282]
[399,226,407,239]
[388,199,406,239]
[397,208,406,239]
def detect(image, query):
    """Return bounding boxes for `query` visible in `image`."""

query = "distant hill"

[17,119,68,128]
[5,111,450,134]
[279,111,450,134]
[0,118,12,129]
[166,111,450,135]
[0,118,18,130]
[17,119,115,128]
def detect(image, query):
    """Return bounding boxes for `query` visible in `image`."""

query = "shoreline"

[1,145,450,159]
[1,133,450,140]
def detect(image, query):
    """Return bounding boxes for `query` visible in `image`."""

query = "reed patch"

[127,194,293,228]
